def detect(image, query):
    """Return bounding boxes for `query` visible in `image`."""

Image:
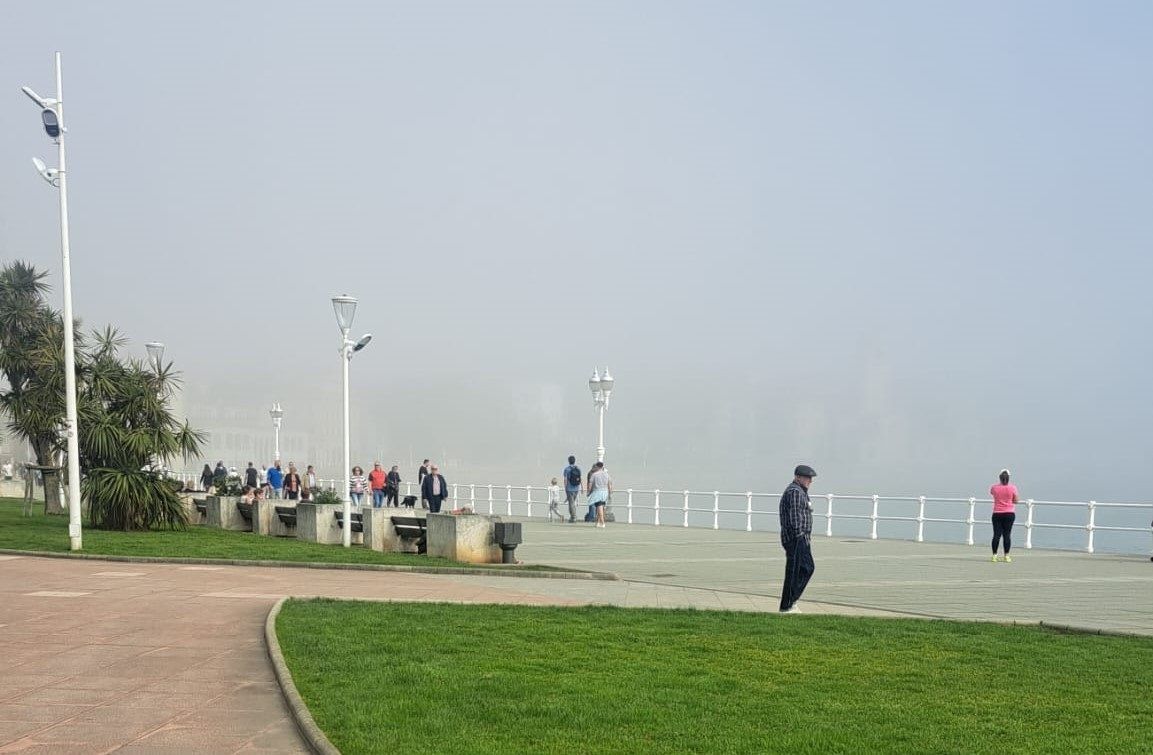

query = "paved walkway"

[1,522,1149,753]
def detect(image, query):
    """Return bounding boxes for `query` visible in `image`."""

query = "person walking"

[562,455,582,523]
[350,466,367,507]
[212,461,227,489]
[283,463,302,501]
[421,464,449,513]
[386,465,402,507]
[244,462,258,490]
[303,464,318,501]
[369,462,387,508]
[779,464,817,614]
[990,469,1019,563]
[266,461,284,500]
[418,459,430,509]
[547,478,564,523]
[199,463,214,492]
[586,462,612,528]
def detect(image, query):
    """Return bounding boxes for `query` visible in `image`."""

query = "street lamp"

[332,294,372,547]
[588,367,614,463]
[145,342,165,371]
[269,402,284,462]
[23,53,82,551]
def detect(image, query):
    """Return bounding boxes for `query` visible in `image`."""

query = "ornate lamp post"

[145,342,165,372]
[269,402,284,462]
[588,367,614,463]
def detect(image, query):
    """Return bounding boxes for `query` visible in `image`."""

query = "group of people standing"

[547,455,613,527]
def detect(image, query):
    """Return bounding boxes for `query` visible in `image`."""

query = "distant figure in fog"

[350,466,367,506]
[244,462,258,489]
[990,469,1019,563]
[547,478,564,523]
[586,462,612,528]
[422,464,448,513]
[418,459,430,509]
[386,465,402,507]
[562,455,581,523]
[200,464,213,492]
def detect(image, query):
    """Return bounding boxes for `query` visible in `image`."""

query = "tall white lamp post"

[23,53,82,551]
[269,402,284,462]
[588,368,614,463]
[332,295,372,547]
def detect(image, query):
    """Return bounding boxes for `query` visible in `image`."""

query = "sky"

[1,1,1151,501]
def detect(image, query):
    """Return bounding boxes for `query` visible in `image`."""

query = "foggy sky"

[1,2,1151,501]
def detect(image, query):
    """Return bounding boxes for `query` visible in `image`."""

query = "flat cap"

[794,464,817,478]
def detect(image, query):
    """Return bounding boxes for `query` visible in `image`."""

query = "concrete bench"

[236,501,254,523]
[276,506,297,528]
[391,516,427,554]
[194,499,208,519]
[334,510,364,534]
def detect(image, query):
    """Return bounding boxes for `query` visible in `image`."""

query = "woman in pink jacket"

[990,469,1019,563]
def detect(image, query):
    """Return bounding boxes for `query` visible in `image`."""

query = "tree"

[0,261,204,529]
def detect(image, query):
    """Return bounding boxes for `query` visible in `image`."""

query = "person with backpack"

[562,455,582,523]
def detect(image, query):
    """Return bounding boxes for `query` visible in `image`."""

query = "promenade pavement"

[1,520,1149,753]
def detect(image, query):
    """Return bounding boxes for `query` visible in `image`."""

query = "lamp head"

[20,87,53,109]
[144,341,165,367]
[599,368,614,394]
[588,368,601,396]
[41,108,60,139]
[269,402,284,421]
[353,333,373,352]
[331,294,358,334]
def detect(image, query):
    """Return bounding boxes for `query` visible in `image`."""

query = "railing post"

[683,490,690,528]
[1025,499,1034,550]
[966,497,976,546]
[525,486,532,518]
[745,492,753,532]
[916,496,926,543]
[654,489,661,526]
[870,495,879,540]
[825,494,834,537]
[1087,501,1096,554]
[452,484,458,507]
[712,491,720,530]
[506,485,513,516]
[627,489,634,524]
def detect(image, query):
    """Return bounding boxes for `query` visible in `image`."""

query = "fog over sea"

[2,3,1149,554]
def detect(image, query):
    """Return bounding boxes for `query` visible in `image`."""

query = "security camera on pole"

[332,295,372,547]
[22,53,82,550]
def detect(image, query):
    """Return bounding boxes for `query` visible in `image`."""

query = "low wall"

[253,500,295,537]
[206,496,248,531]
[297,503,362,545]
[426,513,501,564]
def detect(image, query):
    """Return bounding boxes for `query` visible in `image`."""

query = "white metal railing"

[168,471,1153,556]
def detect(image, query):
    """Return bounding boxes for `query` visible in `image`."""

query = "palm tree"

[0,261,204,529]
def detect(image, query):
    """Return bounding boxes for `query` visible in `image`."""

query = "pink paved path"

[0,556,573,754]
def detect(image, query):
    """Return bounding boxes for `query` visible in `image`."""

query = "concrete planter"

[206,496,248,531]
[426,512,502,564]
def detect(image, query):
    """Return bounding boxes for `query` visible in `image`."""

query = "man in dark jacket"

[244,462,259,489]
[420,465,449,513]
[778,464,817,613]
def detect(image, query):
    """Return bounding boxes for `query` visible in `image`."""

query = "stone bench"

[426,512,503,564]
[296,503,361,545]
[236,501,254,524]
[334,510,364,534]
[206,496,249,531]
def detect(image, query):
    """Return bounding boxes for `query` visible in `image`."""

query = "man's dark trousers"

[780,536,815,611]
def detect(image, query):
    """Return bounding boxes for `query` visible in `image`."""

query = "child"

[547,478,563,523]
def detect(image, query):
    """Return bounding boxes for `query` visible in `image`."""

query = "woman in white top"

[349,466,367,506]
[586,462,612,528]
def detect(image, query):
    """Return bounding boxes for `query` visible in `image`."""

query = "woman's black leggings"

[992,512,1016,554]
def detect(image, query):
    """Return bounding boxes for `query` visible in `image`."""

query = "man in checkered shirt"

[778,464,817,613]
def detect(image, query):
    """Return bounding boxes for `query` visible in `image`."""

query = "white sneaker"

[780,606,801,614]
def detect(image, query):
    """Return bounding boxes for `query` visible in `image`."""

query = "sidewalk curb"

[265,598,340,755]
[0,548,619,580]
[1038,621,1146,638]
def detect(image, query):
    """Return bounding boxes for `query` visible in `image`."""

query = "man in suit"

[421,464,449,513]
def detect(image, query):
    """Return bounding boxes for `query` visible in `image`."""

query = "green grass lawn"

[278,599,1153,754]
[0,498,552,570]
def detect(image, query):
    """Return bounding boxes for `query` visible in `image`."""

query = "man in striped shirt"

[778,464,817,613]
